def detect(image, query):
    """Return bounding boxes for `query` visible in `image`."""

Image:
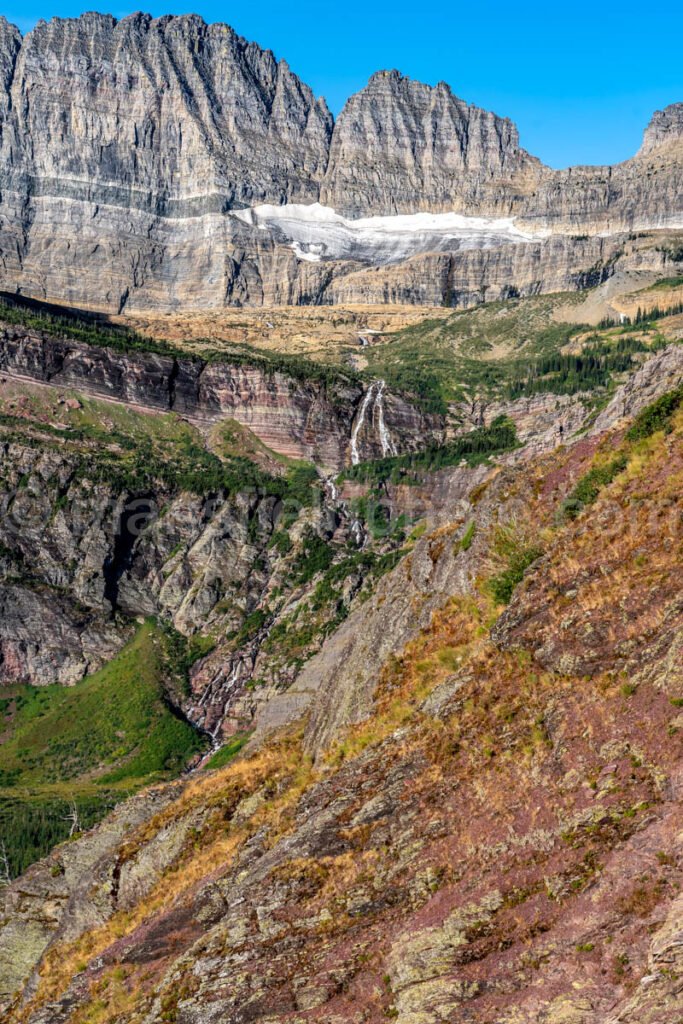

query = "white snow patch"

[231,202,550,265]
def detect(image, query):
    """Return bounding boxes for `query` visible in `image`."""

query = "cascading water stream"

[374,380,397,458]
[350,382,378,465]
[323,475,339,501]
[350,379,397,464]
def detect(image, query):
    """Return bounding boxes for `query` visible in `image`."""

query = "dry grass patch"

[15,729,314,1022]
[325,596,487,767]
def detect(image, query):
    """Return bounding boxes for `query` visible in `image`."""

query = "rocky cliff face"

[323,231,668,307]
[0,13,680,311]
[517,139,683,235]
[2,344,682,1024]
[639,102,683,155]
[0,320,445,469]
[0,12,334,312]
[320,70,544,217]
[0,12,331,209]
[0,427,374,724]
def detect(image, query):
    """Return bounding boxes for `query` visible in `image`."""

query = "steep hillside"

[0,15,681,1018]
[0,622,205,878]
[1,356,681,1024]
[0,296,445,470]
[0,337,448,879]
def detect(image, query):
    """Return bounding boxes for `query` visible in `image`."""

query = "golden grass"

[16,728,313,1023]
[65,967,140,1024]
[14,409,683,1024]
[110,303,451,363]
[325,596,488,769]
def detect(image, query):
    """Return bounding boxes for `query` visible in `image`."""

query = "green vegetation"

[625,385,683,442]
[360,288,680,412]
[232,608,269,646]
[70,433,316,503]
[340,417,518,488]
[0,621,207,877]
[0,295,176,357]
[0,394,320,505]
[2,285,678,427]
[628,301,683,323]
[487,527,543,605]
[563,454,629,519]
[647,275,683,290]
[289,528,335,585]
[203,733,252,771]
[362,297,590,409]
[0,795,121,875]
[0,622,201,785]
[346,497,409,541]
[309,549,404,610]
[501,335,649,401]
[159,622,216,690]
[264,546,404,674]
[2,286,680,878]
[656,243,683,263]
[198,338,362,389]
[459,521,476,552]
[269,530,293,555]
[558,385,683,522]
[0,295,360,391]
[214,419,313,475]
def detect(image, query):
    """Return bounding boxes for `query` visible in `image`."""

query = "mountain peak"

[639,102,683,154]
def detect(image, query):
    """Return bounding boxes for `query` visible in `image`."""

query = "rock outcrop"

[323,232,668,307]
[639,102,683,155]
[0,13,680,310]
[320,70,544,217]
[0,582,125,685]
[0,321,445,469]
[0,784,180,1006]
[2,358,682,1024]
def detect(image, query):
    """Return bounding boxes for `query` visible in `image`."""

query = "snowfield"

[230,202,549,264]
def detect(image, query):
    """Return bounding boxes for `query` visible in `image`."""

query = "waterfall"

[350,379,397,464]
[350,519,367,548]
[374,380,397,458]
[350,382,378,465]
[323,476,339,501]
[210,669,237,742]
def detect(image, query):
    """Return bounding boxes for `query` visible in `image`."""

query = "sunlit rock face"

[0,13,680,310]
[319,68,546,217]
[639,102,683,154]
[0,321,446,471]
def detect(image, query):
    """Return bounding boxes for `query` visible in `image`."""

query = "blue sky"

[4,1,682,169]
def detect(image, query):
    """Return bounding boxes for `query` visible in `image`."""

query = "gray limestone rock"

[0,15,679,310]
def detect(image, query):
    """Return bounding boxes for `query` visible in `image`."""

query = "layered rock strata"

[2,347,683,1023]
[0,322,445,469]
[0,14,680,310]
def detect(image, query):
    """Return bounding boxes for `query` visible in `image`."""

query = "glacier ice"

[230,202,549,265]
